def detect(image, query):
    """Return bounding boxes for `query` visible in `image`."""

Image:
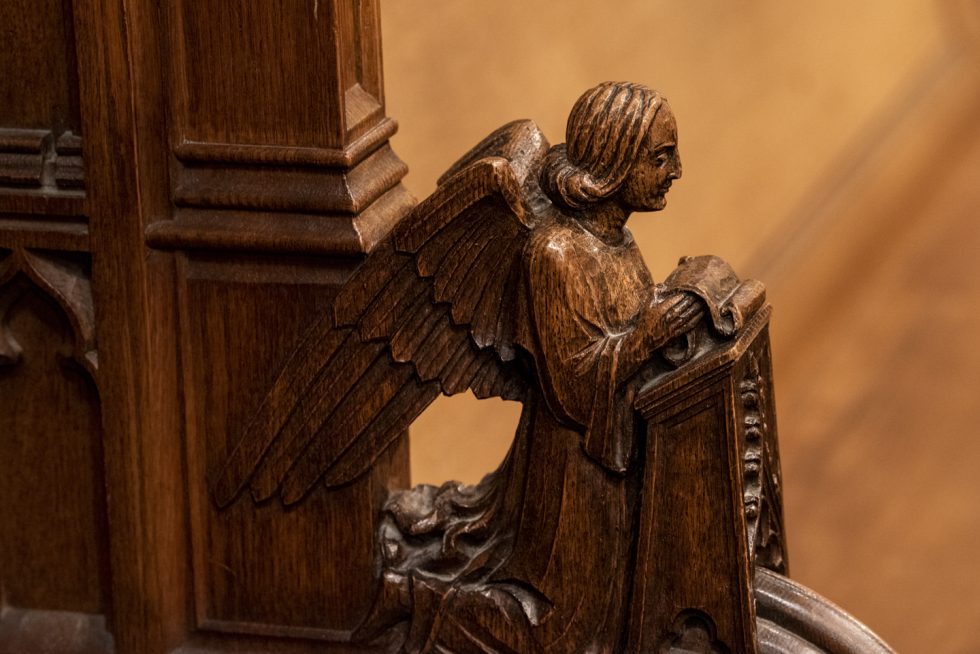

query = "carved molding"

[0,217,89,252]
[0,128,85,192]
[54,131,85,190]
[172,142,407,215]
[146,185,413,257]
[159,0,407,268]
[0,248,97,376]
[0,128,52,188]
[173,118,399,168]
[755,568,896,654]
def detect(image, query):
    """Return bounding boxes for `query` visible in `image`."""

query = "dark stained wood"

[0,265,104,607]
[210,82,872,653]
[0,218,88,252]
[0,0,84,199]
[178,252,408,637]
[0,0,97,620]
[162,0,413,646]
[2,0,410,651]
[630,311,780,654]
[0,0,80,131]
[0,3,905,653]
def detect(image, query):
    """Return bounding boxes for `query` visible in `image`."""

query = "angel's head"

[541,81,681,213]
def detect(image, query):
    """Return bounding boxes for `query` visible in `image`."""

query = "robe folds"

[379,219,657,653]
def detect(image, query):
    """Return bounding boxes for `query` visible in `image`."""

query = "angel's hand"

[660,292,704,338]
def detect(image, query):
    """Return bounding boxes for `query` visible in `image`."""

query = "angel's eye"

[654,146,673,167]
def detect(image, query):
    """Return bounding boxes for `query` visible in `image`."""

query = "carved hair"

[541,82,663,210]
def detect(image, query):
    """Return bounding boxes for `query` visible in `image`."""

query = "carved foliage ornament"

[741,351,787,574]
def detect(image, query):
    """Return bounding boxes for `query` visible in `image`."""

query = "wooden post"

[1,1,413,652]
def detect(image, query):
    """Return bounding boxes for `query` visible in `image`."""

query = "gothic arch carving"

[0,248,97,378]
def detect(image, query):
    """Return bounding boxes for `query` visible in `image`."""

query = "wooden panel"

[168,0,339,147]
[632,399,750,652]
[0,277,105,612]
[168,0,384,150]
[178,253,409,642]
[0,0,411,650]
[162,0,410,258]
[0,0,85,198]
[0,249,110,651]
[0,0,80,131]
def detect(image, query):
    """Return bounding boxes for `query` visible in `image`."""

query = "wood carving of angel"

[212,82,763,653]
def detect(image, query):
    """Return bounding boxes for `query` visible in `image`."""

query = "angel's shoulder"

[531,218,596,251]
[528,221,571,252]
[524,220,594,278]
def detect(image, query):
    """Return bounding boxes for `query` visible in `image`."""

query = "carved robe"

[381,218,656,653]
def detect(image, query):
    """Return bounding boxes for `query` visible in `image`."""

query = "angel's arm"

[526,236,705,472]
[526,239,703,406]
[615,291,703,380]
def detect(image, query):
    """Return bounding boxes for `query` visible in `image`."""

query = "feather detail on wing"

[211,121,550,507]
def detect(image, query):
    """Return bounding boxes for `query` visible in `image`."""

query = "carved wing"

[212,120,550,507]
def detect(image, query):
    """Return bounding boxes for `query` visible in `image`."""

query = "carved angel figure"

[213,82,761,652]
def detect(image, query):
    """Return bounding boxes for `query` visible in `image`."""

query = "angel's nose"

[669,151,683,180]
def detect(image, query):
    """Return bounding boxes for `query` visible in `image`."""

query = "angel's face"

[619,103,682,212]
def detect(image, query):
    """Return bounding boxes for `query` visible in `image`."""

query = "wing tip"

[211,470,245,509]
[281,476,317,506]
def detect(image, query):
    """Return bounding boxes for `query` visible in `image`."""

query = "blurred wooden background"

[381,1,980,652]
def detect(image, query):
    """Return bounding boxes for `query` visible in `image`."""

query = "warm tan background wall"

[381,1,980,652]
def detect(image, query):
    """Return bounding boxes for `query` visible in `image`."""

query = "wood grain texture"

[0,0,80,131]
[630,317,774,654]
[68,0,194,650]
[177,253,409,638]
[168,0,382,149]
[0,0,951,650]
[0,0,85,198]
[0,252,110,651]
